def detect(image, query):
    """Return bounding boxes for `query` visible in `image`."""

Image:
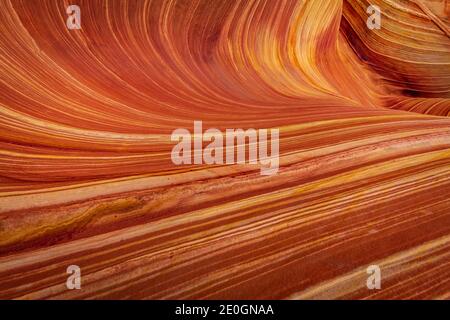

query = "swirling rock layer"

[0,0,449,299]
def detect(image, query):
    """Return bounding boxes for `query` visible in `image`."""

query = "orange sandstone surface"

[0,0,449,299]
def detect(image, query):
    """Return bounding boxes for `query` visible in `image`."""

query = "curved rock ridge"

[0,0,449,299]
